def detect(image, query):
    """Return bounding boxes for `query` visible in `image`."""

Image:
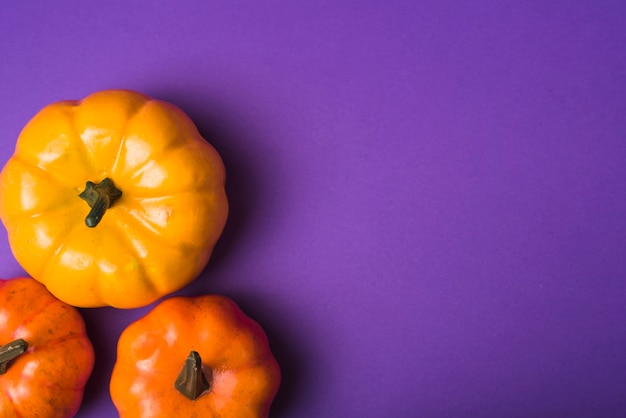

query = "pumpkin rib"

[0,159,81,227]
[1,388,23,418]
[99,222,160,303]
[36,223,106,306]
[44,233,72,271]
[6,353,84,418]
[217,362,281,402]
[121,157,214,198]
[108,128,129,179]
[108,97,151,177]
[7,209,83,284]
[118,181,218,200]
[12,101,87,177]
[113,206,170,246]
[109,140,191,191]
[72,91,149,175]
[10,154,71,190]
[37,224,80,281]
[28,334,93,389]
[111,109,192,183]
[11,297,58,338]
[34,329,90,351]
[2,200,81,235]
[113,202,203,252]
[57,102,95,174]
[0,279,56,319]
[2,280,57,326]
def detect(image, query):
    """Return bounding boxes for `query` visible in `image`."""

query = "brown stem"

[0,339,28,374]
[78,178,122,228]
[174,350,212,400]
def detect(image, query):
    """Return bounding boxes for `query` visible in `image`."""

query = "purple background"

[1,1,625,417]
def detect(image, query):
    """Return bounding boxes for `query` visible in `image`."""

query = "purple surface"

[1,1,625,417]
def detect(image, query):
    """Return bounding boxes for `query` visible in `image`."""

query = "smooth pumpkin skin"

[110,295,281,418]
[0,277,95,418]
[0,90,228,308]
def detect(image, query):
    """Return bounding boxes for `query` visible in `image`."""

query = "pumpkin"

[110,294,281,417]
[0,89,228,308]
[0,277,95,417]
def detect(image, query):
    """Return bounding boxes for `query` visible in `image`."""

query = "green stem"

[0,339,28,374]
[174,350,212,401]
[78,178,122,228]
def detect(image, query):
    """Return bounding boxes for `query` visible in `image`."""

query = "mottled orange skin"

[0,277,95,418]
[0,90,228,308]
[110,295,281,418]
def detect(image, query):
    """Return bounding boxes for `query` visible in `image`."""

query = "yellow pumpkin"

[0,90,228,308]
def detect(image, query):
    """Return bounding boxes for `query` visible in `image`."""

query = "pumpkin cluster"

[0,90,280,417]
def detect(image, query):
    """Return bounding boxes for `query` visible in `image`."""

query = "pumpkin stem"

[174,350,212,401]
[78,178,122,228]
[0,339,28,374]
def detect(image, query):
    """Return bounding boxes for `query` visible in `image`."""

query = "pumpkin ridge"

[5,209,82,286]
[2,194,82,227]
[112,202,201,252]
[117,182,215,199]
[37,226,73,278]
[36,222,103,305]
[109,97,150,176]
[33,331,90,353]
[61,102,95,174]
[111,106,192,183]
[12,297,58,337]
[10,154,71,190]
[1,386,24,418]
[108,134,129,182]
[118,139,189,185]
[100,221,160,302]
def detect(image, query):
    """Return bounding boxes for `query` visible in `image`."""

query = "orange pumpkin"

[0,277,95,417]
[110,294,281,417]
[0,89,228,308]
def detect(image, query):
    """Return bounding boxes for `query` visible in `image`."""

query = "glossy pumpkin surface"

[110,294,281,417]
[0,277,95,417]
[0,90,228,308]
